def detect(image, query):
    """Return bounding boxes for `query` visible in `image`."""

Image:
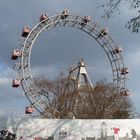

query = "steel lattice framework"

[13,12,128,117]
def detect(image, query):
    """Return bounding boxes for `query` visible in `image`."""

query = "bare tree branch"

[34,75,133,119]
[101,0,140,32]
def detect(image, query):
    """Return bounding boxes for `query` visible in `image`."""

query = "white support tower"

[69,59,94,90]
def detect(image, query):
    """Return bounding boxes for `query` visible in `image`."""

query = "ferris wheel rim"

[16,13,128,117]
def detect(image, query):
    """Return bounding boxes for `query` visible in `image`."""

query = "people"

[112,127,120,140]
[19,136,24,140]
[0,129,8,136]
[6,131,16,140]
[101,122,108,140]
[131,128,137,140]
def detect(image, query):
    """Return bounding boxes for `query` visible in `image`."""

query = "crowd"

[0,129,16,140]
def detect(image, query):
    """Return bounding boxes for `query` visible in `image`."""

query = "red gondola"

[11,49,21,60]
[82,16,91,23]
[21,26,30,37]
[25,106,35,114]
[81,16,91,26]
[12,79,20,87]
[61,9,69,19]
[112,47,122,54]
[39,13,48,22]
[121,90,130,96]
[121,68,129,75]
[99,28,109,37]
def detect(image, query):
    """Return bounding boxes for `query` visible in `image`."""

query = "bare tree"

[101,0,140,32]
[34,75,133,119]
[34,73,78,118]
[84,81,133,119]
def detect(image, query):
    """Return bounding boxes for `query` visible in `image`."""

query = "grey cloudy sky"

[0,0,140,117]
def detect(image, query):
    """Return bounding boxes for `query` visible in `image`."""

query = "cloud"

[0,77,11,85]
[0,106,25,118]
[126,49,140,67]
[0,65,23,101]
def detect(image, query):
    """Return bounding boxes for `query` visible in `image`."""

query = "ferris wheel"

[11,10,129,118]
